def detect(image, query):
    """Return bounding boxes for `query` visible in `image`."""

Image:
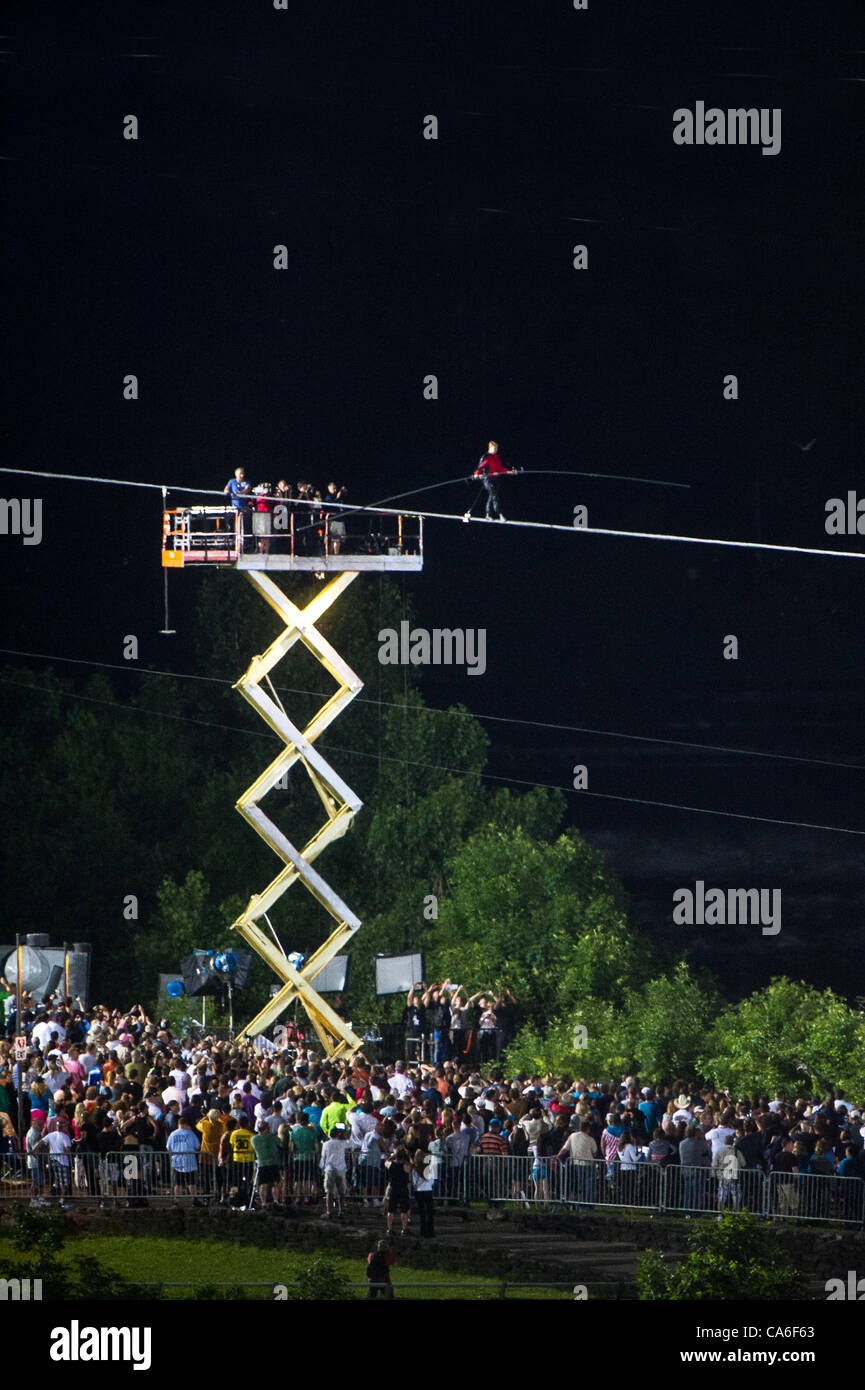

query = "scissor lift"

[162,502,423,573]
[162,499,423,1056]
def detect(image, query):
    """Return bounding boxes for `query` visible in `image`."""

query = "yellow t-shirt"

[229,1128,255,1163]
[196,1116,226,1154]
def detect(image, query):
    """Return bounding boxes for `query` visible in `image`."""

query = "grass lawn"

[0,1232,574,1300]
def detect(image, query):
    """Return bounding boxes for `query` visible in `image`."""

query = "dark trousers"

[482,476,501,518]
[415,1189,435,1237]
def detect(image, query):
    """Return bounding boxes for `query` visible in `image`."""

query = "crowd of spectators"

[1,986,863,1230]
[402,981,519,1064]
[223,468,348,558]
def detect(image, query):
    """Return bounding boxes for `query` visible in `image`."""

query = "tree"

[697,977,865,1098]
[427,824,634,1026]
[503,998,629,1079]
[290,1253,350,1300]
[638,1211,808,1301]
[622,961,719,1081]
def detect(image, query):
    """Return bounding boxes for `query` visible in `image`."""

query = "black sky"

[3,0,865,1001]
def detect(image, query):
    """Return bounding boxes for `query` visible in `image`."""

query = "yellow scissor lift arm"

[230,570,365,1058]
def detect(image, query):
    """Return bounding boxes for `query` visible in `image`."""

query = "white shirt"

[347,1110,377,1149]
[320,1138,348,1172]
[389,1073,413,1099]
[161,1086,185,1106]
[705,1124,735,1158]
[44,1131,71,1162]
[32,1020,64,1050]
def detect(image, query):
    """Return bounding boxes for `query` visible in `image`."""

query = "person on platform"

[252,483,274,556]
[326,481,348,555]
[272,479,293,554]
[466,441,517,522]
[224,467,253,553]
[294,481,315,557]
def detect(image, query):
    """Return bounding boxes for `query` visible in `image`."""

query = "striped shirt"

[478,1131,509,1155]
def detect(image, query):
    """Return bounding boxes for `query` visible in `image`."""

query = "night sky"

[3,1,865,1001]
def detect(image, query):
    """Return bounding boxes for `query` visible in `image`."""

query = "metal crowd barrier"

[0,1152,233,1206]
[460,1157,865,1225]
[1,1151,862,1225]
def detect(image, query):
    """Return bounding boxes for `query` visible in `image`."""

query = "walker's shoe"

[314,571,326,580]
[462,512,471,523]
[498,514,506,522]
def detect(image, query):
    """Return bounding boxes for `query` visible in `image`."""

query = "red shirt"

[474,453,509,477]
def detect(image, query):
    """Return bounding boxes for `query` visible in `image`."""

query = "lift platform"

[161,497,422,1057]
[162,503,423,573]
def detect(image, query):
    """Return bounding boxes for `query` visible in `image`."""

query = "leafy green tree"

[622,961,720,1081]
[290,1253,350,1300]
[427,825,633,1026]
[697,977,865,1098]
[504,998,629,1079]
[501,950,718,1081]
[638,1212,808,1301]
